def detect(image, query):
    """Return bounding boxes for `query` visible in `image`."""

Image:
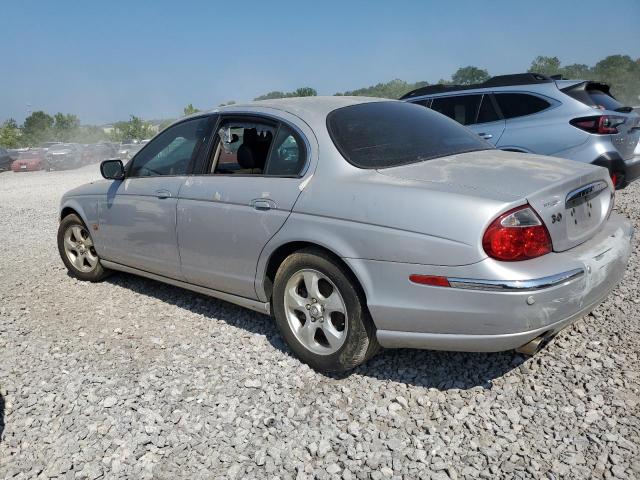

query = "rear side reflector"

[409,275,450,287]
[483,205,552,261]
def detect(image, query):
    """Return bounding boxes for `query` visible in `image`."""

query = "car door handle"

[252,199,275,211]
[478,133,493,140]
[155,189,172,199]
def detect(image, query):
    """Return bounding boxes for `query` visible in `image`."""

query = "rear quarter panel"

[496,100,590,156]
[254,145,516,300]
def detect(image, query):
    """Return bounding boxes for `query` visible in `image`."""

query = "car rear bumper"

[346,213,633,352]
[592,151,640,189]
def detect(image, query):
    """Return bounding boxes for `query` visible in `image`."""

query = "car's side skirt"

[100,260,271,315]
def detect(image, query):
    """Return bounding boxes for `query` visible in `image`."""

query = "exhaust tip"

[515,333,553,356]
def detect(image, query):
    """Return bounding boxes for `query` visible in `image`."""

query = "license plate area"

[20,165,27,169]
[564,180,608,240]
[566,200,597,236]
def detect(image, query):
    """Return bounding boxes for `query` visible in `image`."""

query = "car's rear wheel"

[272,248,379,372]
[57,214,108,282]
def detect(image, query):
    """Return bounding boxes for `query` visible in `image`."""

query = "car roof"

[219,95,387,116]
[400,73,593,101]
[173,96,393,130]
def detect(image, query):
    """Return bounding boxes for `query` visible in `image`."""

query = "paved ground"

[0,166,638,479]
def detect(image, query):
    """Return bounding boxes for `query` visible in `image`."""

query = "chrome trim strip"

[100,260,271,315]
[448,268,584,292]
[565,181,608,208]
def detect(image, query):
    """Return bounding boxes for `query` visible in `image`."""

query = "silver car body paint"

[60,97,634,352]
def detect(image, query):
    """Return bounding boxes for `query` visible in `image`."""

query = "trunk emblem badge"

[565,181,608,208]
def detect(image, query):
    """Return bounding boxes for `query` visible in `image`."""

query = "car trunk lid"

[377,149,613,252]
[610,112,640,160]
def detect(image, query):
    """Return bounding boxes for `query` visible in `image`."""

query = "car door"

[177,115,310,299]
[466,94,505,145]
[492,92,560,154]
[431,93,505,146]
[98,116,215,279]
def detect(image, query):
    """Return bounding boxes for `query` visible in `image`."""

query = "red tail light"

[610,172,618,187]
[483,205,552,261]
[570,115,625,134]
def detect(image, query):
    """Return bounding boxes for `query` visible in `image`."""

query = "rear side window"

[327,101,491,169]
[564,84,626,111]
[264,125,307,176]
[431,95,482,125]
[494,93,551,119]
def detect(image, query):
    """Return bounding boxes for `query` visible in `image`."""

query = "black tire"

[272,248,380,372]
[57,213,108,282]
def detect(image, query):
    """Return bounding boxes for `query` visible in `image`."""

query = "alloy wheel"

[283,269,348,355]
[63,225,99,273]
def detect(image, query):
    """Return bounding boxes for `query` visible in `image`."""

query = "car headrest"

[237,144,255,169]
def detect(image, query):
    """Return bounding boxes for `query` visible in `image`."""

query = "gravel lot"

[0,165,638,479]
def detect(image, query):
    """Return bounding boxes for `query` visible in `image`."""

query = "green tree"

[0,119,21,148]
[218,100,236,107]
[451,66,490,85]
[591,55,640,105]
[53,113,80,142]
[291,87,317,97]
[157,119,175,132]
[528,56,562,76]
[110,115,155,142]
[74,125,108,144]
[183,103,201,116]
[22,111,54,145]
[254,91,287,100]
[560,63,592,80]
[335,79,429,99]
[254,87,317,101]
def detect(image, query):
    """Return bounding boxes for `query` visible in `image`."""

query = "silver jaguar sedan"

[58,97,634,372]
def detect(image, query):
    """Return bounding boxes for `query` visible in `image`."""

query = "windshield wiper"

[615,106,633,113]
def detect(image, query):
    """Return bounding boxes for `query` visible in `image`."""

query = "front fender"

[59,196,101,251]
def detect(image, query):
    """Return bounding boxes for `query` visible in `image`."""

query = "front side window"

[327,101,491,169]
[494,93,551,119]
[430,95,482,125]
[129,117,213,177]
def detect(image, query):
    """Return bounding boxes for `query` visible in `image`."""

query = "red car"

[11,149,46,172]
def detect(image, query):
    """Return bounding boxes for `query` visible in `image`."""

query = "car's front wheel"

[272,248,379,372]
[57,214,108,282]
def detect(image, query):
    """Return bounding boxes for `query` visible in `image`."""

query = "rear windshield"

[564,83,626,111]
[327,102,491,169]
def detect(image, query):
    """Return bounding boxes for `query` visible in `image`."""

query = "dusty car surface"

[81,143,117,165]
[117,141,143,161]
[11,148,46,171]
[47,143,83,170]
[57,97,633,371]
[0,147,12,171]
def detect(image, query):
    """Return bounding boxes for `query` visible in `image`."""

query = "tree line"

[256,54,640,106]
[2,54,638,149]
[0,112,163,149]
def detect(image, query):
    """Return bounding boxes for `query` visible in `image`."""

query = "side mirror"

[100,159,125,180]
